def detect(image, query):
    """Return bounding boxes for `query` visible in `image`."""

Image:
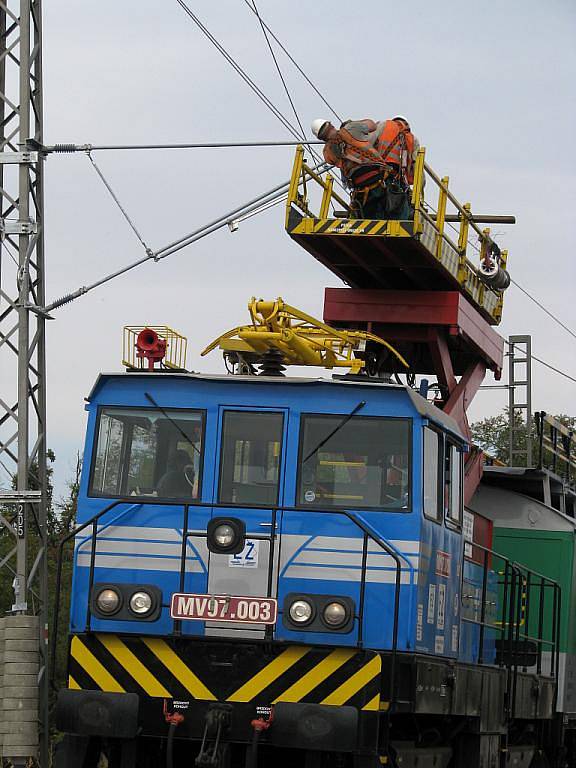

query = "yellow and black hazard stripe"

[68,634,382,712]
[288,216,414,238]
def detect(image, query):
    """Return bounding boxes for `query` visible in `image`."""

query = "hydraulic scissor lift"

[285,145,514,502]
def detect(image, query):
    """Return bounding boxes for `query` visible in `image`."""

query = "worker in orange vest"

[311,117,420,220]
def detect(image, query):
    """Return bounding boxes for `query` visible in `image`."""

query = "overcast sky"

[5,0,575,497]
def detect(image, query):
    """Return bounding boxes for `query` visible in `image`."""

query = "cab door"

[206,407,286,637]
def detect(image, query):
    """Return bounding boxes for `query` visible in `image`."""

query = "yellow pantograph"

[201,297,409,375]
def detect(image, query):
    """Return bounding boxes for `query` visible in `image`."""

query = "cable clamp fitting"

[0,151,38,164]
[0,218,38,238]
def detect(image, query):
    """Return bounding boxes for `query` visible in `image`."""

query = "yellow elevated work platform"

[285,146,509,325]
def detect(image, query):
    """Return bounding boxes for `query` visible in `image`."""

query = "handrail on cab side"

[53,497,416,713]
[462,540,561,720]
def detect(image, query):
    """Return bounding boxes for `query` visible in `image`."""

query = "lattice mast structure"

[0,0,48,765]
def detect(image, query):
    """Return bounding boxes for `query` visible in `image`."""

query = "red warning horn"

[135,328,167,369]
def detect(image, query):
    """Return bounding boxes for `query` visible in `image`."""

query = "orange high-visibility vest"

[374,120,416,183]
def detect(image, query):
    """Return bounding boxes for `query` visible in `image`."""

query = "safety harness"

[347,125,410,193]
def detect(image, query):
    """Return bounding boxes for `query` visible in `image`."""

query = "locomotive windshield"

[298,415,411,510]
[89,406,204,500]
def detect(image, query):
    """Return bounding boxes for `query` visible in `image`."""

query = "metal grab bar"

[53,496,412,714]
[174,500,409,648]
[51,498,133,686]
[286,145,351,220]
[51,498,206,685]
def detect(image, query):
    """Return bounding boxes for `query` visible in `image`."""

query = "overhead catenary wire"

[42,5,575,359]
[173,0,339,190]
[42,159,331,312]
[246,0,331,203]
[86,151,153,255]
[154,157,330,258]
[44,156,576,394]
[434,204,576,344]
[174,0,310,147]
[241,0,342,124]
[532,355,576,385]
[505,339,576,385]
[46,143,576,359]
[480,358,576,386]
[510,277,576,342]
[248,0,307,141]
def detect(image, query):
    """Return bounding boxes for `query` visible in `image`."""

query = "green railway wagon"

[470,467,576,723]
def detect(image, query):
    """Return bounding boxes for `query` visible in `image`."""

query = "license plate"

[170,593,277,625]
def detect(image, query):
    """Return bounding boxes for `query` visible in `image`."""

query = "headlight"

[95,587,121,615]
[129,590,153,615]
[289,599,314,625]
[322,601,348,628]
[207,517,246,555]
[214,524,235,547]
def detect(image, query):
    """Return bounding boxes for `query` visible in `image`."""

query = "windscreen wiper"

[144,392,201,455]
[303,400,366,463]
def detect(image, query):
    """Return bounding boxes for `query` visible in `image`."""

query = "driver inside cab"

[157,448,195,498]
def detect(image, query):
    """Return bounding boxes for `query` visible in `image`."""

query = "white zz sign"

[229,539,259,568]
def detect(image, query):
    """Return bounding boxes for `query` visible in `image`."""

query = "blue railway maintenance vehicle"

[53,149,576,767]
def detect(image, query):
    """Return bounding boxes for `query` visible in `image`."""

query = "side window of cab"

[422,426,463,527]
[423,426,442,522]
[444,440,463,528]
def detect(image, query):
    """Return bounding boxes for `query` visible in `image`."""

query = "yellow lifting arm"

[201,297,409,374]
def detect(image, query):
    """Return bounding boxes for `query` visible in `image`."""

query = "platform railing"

[462,542,561,719]
[535,411,576,487]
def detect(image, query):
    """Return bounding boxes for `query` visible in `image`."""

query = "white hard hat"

[393,115,410,128]
[311,118,329,138]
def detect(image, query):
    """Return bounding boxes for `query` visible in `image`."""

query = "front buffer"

[56,633,383,766]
